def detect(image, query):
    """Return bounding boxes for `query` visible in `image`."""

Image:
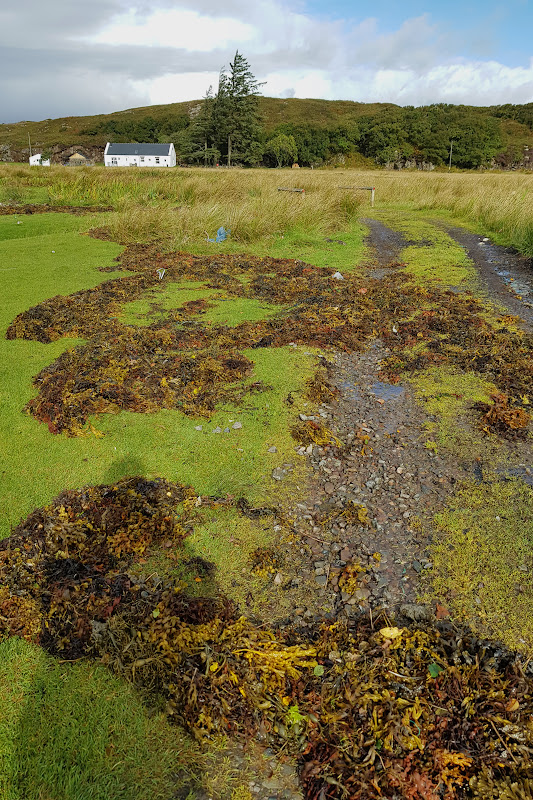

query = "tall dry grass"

[1,164,531,255]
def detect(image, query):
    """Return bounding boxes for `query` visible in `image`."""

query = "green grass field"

[0,637,202,800]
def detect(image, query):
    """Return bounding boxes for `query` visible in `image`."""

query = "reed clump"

[0,164,531,255]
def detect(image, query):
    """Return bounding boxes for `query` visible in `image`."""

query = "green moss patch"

[121,279,281,328]
[426,478,533,654]
[409,367,498,460]
[136,506,276,609]
[120,279,216,326]
[0,636,201,800]
[372,211,476,286]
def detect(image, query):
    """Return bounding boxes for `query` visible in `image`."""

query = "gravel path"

[295,344,461,613]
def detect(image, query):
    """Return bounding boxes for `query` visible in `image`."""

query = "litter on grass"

[207,226,231,243]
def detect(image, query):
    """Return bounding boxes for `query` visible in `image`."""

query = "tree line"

[81,54,533,170]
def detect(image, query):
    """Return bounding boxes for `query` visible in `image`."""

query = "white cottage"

[104,142,176,167]
[29,153,51,166]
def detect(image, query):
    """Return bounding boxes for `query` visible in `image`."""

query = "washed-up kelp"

[0,204,113,215]
[6,245,533,435]
[2,478,533,799]
[474,393,531,438]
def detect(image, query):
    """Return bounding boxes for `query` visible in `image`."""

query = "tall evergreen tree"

[188,86,220,165]
[212,52,263,166]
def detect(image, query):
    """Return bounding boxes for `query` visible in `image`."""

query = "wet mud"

[443,225,533,326]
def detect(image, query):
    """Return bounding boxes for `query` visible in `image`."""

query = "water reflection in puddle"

[501,466,533,487]
[338,380,363,402]
[370,381,405,401]
[494,268,533,303]
[482,243,533,305]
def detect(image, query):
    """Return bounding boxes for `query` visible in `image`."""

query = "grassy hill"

[0,98,397,152]
[1,97,532,168]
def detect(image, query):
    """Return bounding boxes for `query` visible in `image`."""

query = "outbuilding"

[67,152,91,166]
[29,153,51,166]
[104,143,176,167]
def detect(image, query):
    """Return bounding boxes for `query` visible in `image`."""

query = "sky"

[1,0,532,123]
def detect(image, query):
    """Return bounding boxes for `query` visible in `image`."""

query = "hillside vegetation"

[1,97,532,170]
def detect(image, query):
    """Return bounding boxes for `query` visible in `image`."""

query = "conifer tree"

[188,86,220,166]
[212,52,263,166]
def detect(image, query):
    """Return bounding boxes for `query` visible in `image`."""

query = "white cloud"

[85,8,254,51]
[361,59,533,106]
[131,71,221,105]
[1,0,533,122]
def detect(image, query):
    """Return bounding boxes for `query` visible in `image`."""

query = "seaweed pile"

[474,393,531,437]
[6,245,533,437]
[2,478,533,799]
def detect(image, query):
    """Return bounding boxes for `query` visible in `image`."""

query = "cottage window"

[140,156,145,162]
[111,158,118,165]
[155,157,160,164]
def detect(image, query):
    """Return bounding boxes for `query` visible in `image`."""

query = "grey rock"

[399,603,433,622]
[212,426,222,434]
[315,575,328,586]
[232,421,243,429]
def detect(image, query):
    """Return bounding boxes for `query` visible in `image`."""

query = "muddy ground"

[442,224,533,326]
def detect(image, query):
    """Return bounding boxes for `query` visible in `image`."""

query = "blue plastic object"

[207,226,231,243]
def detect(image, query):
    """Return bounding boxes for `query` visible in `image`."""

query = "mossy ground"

[369,209,476,286]
[409,367,500,462]
[0,636,202,800]
[121,280,282,328]
[130,506,283,615]
[0,212,322,536]
[422,478,533,654]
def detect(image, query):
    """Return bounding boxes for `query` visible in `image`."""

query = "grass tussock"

[1,163,532,255]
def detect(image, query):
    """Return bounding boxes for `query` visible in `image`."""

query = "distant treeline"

[80,101,533,170]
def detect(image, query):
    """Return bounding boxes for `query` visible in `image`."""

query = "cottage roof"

[106,143,173,156]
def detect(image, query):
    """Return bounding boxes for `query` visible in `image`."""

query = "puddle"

[478,463,533,486]
[493,265,533,305]
[500,466,533,487]
[444,226,533,319]
[338,380,363,402]
[370,381,405,401]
